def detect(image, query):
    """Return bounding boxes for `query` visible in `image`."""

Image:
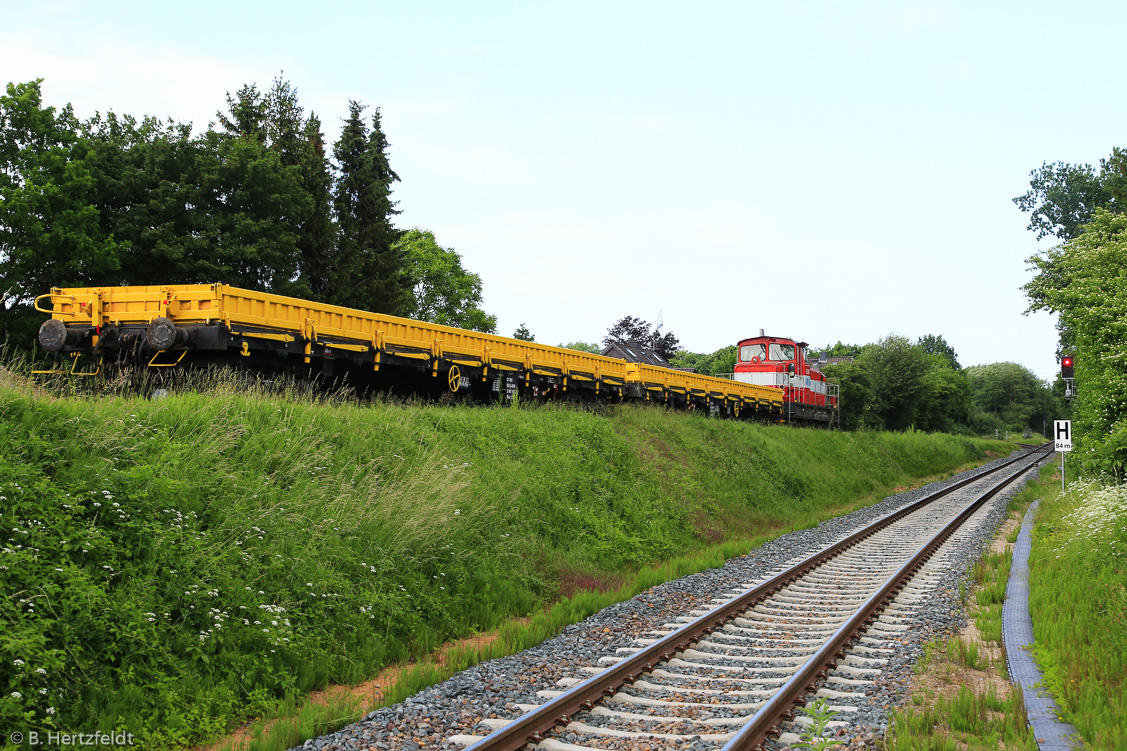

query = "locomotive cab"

[732,333,839,422]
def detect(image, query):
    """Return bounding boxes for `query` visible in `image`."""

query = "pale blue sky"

[4,1,1123,380]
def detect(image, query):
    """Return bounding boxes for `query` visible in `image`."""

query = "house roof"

[601,341,670,367]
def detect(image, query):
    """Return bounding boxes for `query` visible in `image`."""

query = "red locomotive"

[732,332,839,423]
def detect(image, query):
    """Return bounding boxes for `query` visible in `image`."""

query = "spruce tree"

[331,101,369,307]
[332,101,409,314]
[297,113,336,301]
[261,77,335,300]
[217,84,267,141]
[266,76,304,167]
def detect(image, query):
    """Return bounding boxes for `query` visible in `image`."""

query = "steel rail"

[720,441,1052,750]
[463,444,1051,751]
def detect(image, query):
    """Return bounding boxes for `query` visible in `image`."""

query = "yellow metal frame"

[37,283,788,408]
[148,350,188,368]
[32,352,101,376]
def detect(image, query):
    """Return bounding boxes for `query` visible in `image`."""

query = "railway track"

[287,446,1051,751]
[442,444,1052,751]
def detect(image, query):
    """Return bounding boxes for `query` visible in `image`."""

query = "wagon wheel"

[734,403,741,418]
[448,365,461,392]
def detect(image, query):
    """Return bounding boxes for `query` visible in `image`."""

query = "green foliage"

[560,341,600,354]
[512,323,534,341]
[396,228,497,333]
[0,77,420,351]
[1028,476,1127,749]
[196,130,311,293]
[826,336,958,431]
[0,367,1010,748]
[820,341,864,359]
[857,335,930,430]
[887,685,1034,750]
[1024,210,1127,475]
[0,80,121,346]
[915,359,971,433]
[820,360,871,431]
[668,345,735,376]
[943,637,986,671]
[819,333,1054,436]
[963,362,1057,437]
[331,102,409,315]
[262,77,336,304]
[794,698,842,749]
[970,549,1011,645]
[1013,159,1114,241]
[217,83,269,141]
[917,334,960,369]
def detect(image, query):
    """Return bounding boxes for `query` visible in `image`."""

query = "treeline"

[676,334,1063,436]
[1016,146,1127,476]
[0,78,495,348]
[819,335,1062,434]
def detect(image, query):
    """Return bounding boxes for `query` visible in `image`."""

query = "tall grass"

[972,550,1011,644]
[886,684,1034,750]
[0,366,1015,748]
[1027,472,1127,750]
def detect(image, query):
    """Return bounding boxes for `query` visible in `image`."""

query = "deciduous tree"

[915,359,970,433]
[560,341,600,354]
[964,362,1055,437]
[397,228,496,332]
[1013,161,1110,241]
[916,334,960,369]
[603,315,679,359]
[857,335,929,430]
[82,112,210,286]
[194,129,308,292]
[821,360,872,431]
[1024,209,1127,474]
[0,80,120,347]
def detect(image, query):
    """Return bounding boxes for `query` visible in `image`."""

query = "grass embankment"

[1026,468,1127,749]
[0,369,1016,749]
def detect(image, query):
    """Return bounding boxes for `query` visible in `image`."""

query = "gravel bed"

[292,450,1045,751]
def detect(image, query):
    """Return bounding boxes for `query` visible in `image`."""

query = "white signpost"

[1054,420,1072,492]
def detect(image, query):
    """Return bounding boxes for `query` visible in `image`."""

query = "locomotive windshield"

[740,344,766,362]
[769,343,795,361]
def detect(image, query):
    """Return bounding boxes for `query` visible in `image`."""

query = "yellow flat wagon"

[36,283,785,418]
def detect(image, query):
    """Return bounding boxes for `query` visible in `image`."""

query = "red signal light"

[1061,356,1074,379]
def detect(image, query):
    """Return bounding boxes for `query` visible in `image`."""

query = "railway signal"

[1061,356,1075,399]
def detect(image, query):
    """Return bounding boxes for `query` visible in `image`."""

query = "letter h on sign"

[1054,420,1072,452]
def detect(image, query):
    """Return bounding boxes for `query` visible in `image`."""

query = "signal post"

[1054,419,1072,493]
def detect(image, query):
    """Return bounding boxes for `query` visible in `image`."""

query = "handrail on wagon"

[34,292,73,314]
